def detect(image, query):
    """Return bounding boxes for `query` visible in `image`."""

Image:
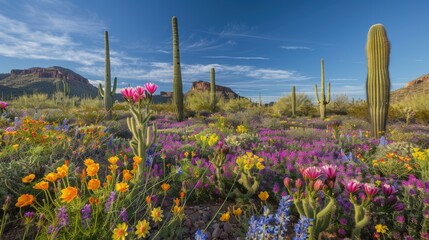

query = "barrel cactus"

[366,24,390,138]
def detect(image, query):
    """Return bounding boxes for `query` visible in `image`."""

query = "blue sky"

[1,0,429,103]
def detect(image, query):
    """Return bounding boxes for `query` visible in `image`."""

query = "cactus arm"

[98,83,105,98]
[314,84,320,103]
[326,82,331,104]
[111,77,117,96]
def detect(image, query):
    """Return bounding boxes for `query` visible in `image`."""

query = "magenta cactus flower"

[133,86,147,102]
[302,166,321,180]
[363,183,378,198]
[381,184,396,197]
[321,164,337,180]
[283,177,291,188]
[295,178,303,190]
[345,180,361,194]
[145,82,158,95]
[0,101,7,110]
[313,179,324,191]
[121,87,135,101]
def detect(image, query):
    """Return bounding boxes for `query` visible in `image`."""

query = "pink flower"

[313,179,324,191]
[121,87,135,101]
[363,183,378,198]
[295,179,303,190]
[145,83,158,95]
[283,177,291,188]
[302,166,321,180]
[133,86,146,102]
[345,180,361,194]
[321,165,337,180]
[0,101,7,109]
[382,184,396,197]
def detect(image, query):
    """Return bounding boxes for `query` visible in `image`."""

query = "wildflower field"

[0,81,428,240]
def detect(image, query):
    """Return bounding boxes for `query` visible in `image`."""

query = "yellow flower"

[88,179,100,190]
[44,172,58,182]
[375,224,388,234]
[108,156,119,165]
[184,152,189,158]
[256,162,265,170]
[15,194,35,207]
[33,181,49,191]
[135,219,150,239]
[12,144,19,150]
[133,156,142,164]
[116,182,129,193]
[233,207,243,217]
[86,163,99,177]
[84,158,95,166]
[22,174,36,183]
[161,183,170,192]
[150,207,164,222]
[56,164,68,179]
[123,170,133,181]
[220,211,230,222]
[258,191,269,202]
[60,186,78,203]
[172,205,183,215]
[112,222,128,240]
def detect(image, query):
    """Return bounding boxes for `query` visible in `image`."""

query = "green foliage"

[346,99,369,121]
[272,93,314,117]
[186,91,223,113]
[366,24,391,138]
[327,94,350,115]
[222,97,253,113]
[392,94,429,124]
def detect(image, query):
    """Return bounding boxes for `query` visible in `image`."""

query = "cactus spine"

[291,85,296,117]
[210,68,216,112]
[314,59,331,119]
[366,24,390,138]
[172,16,184,121]
[98,31,117,119]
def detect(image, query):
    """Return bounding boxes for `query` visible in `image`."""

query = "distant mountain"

[185,80,241,99]
[0,66,98,99]
[391,74,429,103]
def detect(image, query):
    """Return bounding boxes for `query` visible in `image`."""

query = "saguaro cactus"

[366,24,390,138]
[210,68,216,112]
[98,31,117,119]
[291,85,296,117]
[314,59,331,119]
[172,16,184,121]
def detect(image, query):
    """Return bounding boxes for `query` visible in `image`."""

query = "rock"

[212,225,222,239]
[220,232,229,239]
[186,80,241,100]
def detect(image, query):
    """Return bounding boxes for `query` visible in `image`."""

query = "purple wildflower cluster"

[81,204,91,228]
[105,191,116,212]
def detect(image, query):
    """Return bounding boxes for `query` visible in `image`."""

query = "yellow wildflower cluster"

[371,152,418,179]
[412,148,429,161]
[236,124,248,134]
[235,152,265,171]
[197,133,219,147]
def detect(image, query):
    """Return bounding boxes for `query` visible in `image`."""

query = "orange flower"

[15,194,35,207]
[108,156,119,165]
[86,163,99,177]
[133,156,142,164]
[233,207,243,217]
[122,170,133,181]
[106,175,113,182]
[44,172,58,182]
[88,179,100,190]
[56,164,68,179]
[60,186,78,203]
[220,211,230,222]
[108,164,118,172]
[116,182,129,193]
[174,198,180,206]
[33,181,49,191]
[84,158,95,166]
[180,191,185,200]
[22,174,36,183]
[161,183,170,192]
[80,169,87,181]
[258,191,269,202]
[146,195,151,204]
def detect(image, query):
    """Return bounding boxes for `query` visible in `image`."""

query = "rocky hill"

[391,74,429,103]
[0,66,99,99]
[185,80,240,99]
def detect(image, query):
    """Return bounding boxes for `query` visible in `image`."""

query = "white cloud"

[281,46,311,50]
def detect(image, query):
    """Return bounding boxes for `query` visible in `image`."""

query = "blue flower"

[379,136,388,147]
[293,216,313,240]
[195,229,207,240]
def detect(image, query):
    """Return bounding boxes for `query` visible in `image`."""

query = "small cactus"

[210,68,216,112]
[314,59,331,119]
[291,85,296,117]
[366,24,390,138]
[172,16,184,121]
[98,31,117,119]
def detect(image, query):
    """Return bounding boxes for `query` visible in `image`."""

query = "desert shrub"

[152,102,176,114]
[12,93,57,111]
[186,91,224,113]
[327,94,350,115]
[272,93,314,117]
[341,117,370,132]
[346,99,368,120]
[392,94,429,124]
[222,97,253,112]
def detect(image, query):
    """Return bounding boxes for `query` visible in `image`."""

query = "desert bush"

[272,93,314,117]
[341,117,371,132]
[186,91,224,113]
[346,99,369,120]
[392,94,429,124]
[327,94,350,115]
[12,93,57,111]
[222,97,253,112]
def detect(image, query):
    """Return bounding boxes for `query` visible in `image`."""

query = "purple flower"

[382,184,396,197]
[396,215,405,224]
[57,206,69,228]
[24,211,35,224]
[105,191,116,212]
[273,182,280,194]
[363,183,378,199]
[120,208,128,222]
[81,204,91,227]
[339,217,347,226]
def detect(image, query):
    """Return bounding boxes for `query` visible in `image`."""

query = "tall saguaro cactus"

[172,16,184,121]
[210,68,216,112]
[98,31,117,119]
[291,85,296,117]
[314,59,331,119]
[366,24,390,138]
